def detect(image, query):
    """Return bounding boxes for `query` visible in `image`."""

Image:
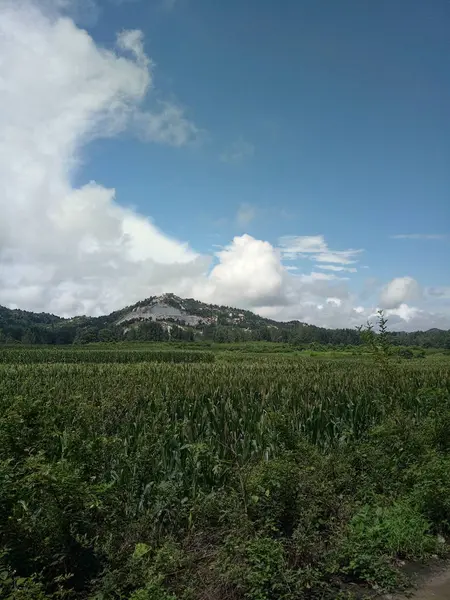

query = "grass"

[0,348,449,599]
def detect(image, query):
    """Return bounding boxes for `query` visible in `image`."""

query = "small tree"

[357,310,391,361]
[358,310,397,393]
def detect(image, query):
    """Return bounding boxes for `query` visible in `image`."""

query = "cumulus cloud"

[384,305,450,331]
[0,0,448,332]
[379,277,422,309]
[190,236,354,325]
[194,235,287,307]
[117,28,149,66]
[41,0,101,25]
[255,297,369,329]
[189,235,354,323]
[0,0,344,322]
[0,0,204,315]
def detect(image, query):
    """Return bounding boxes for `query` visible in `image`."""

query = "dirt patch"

[389,563,450,600]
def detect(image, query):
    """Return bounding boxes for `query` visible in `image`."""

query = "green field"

[1,347,450,599]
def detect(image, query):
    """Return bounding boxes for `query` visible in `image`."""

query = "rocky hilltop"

[1,294,449,347]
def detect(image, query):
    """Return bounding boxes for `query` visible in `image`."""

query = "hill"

[1,293,449,348]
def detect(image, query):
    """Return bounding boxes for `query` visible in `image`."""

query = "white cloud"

[379,277,422,309]
[384,305,450,330]
[385,304,420,322]
[294,272,350,301]
[134,101,200,146]
[391,234,447,240]
[194,235,287,307]
[117,28,150,67]
[192,236,351,317]
[326,297,341,307]
[314,250,362,264]
[41,0,101,25]
[0,0,448,333]
[317,265,357,273]
[255,299,365,329]
[280,235,327,254]
[0,0,203,316]
[236,203,256,228]
[299,272,342,282]
[279,235,363,266]
[220,137,255,164]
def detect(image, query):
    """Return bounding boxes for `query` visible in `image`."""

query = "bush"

[0,550,70,600]
[1,455,105,591]
[340,501,438,589]
[407,453,450,534]
[245,457,300,532]
[218,536,290,600]
[347,502,437,559]
[347,412,430,498]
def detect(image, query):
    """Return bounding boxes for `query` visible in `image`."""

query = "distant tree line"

[1,305,449,348]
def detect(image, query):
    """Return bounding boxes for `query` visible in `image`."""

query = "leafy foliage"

[0,347,449,598]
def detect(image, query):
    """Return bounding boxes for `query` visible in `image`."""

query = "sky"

[0,0,449,330]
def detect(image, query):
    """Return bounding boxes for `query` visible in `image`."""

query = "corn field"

[1,352,450,599]
[1,358,449,497]
[0,348,215,363]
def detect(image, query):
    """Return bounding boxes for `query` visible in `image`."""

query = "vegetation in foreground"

[0,339,450,599]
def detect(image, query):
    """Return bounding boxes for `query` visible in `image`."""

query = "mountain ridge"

[1,293,449,347]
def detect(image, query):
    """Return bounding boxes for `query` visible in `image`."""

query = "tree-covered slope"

[1,293,449,348]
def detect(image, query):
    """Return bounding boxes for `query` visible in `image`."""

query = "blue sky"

[0,0,449,328]
[85,0,449,281]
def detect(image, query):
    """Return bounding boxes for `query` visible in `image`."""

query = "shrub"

[217,536,290,600]
[407,453,450,534]
[340,501,438,589]
[245,457,300,532]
